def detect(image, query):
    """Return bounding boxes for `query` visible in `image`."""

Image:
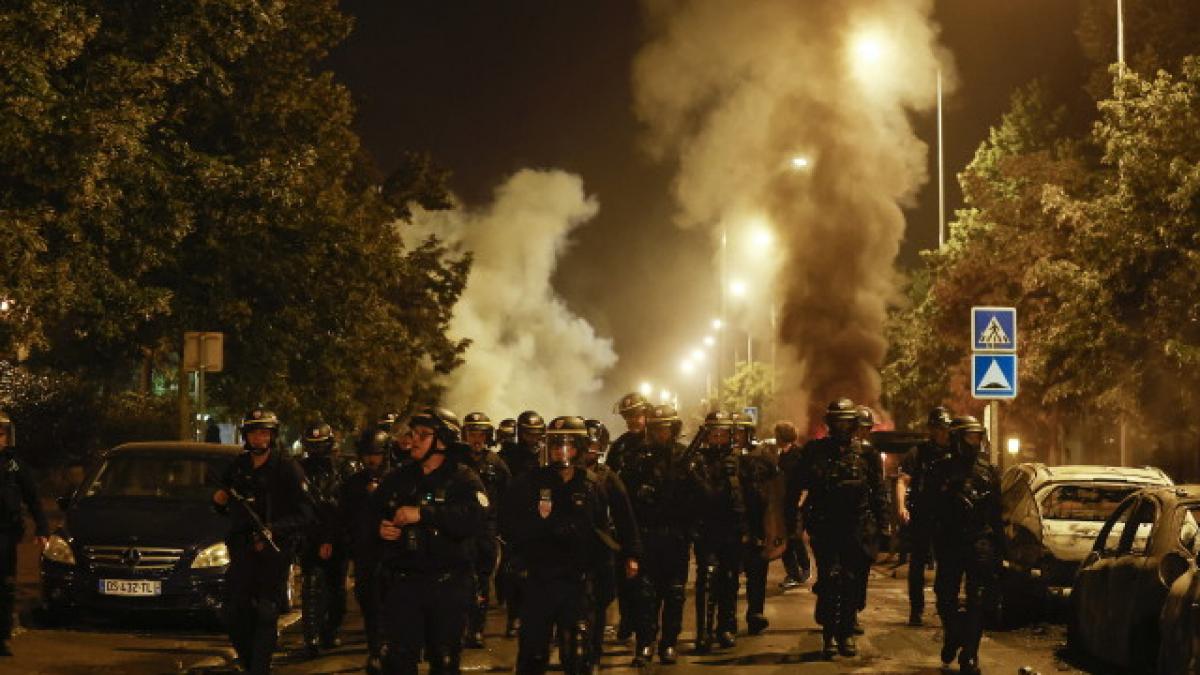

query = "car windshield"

[1180,505,1200,555]
[84,452,232,501]
[1040,484,1140,521]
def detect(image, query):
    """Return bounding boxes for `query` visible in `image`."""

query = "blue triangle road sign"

[972,354,1018,400]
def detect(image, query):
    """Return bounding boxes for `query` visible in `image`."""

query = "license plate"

[98,579,162,597]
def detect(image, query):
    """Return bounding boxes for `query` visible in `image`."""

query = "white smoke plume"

[633,0,950,430]
[408,169,618,419]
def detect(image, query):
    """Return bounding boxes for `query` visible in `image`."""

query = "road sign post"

[971,307,1017,465]
[181,332,224,440]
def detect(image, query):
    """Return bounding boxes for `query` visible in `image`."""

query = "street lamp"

[703,335,715,347]
[790,155,810,170]
[712,319,722,331]
[691,348,705,361]
[729,279,747,298]
[1006,437,1020,456]
[639,381,652,397]
[680,359,694,375]
[659,389,672,404]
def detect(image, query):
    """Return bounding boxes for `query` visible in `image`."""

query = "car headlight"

[42,535,76,566]
[192,542,230,569]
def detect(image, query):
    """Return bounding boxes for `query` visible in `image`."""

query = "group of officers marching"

[207,393,1003,675]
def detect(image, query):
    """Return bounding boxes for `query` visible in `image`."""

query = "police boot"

[303,639,320,658]
[959,657,981,675]
[464,630,485,649]
[632,643,653,666]
[505,617,520,638]
[320,632,341,650]
[821,630,837,660]
[0,641,11,657]
[694,633,712,654]
[908,608,924,626]
[364,653,382,675]
[716,630,736,649]
[658,644,677,664]
[746,613,769,635]
[837,634,858,657]
[852,615,865,635]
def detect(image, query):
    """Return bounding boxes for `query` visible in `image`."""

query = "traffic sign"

[972,306,1017,352]
[183,332,224,372]
[742,407,759,426]
[972,354,1018,399]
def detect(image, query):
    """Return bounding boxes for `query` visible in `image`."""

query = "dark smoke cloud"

[634,0,950,429]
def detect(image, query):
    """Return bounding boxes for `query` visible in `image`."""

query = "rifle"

[680,425,709,467]
[228,488,281,553]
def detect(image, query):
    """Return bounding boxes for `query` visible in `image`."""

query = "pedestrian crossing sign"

[972,307,1017,352]
[972,354,1018,400]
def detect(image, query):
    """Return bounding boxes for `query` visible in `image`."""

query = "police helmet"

[950,415,986,438]
[545,416,589,468]
[704,410,735,430]
[584,419,611,453]
[376,411,401,432]
[614,392,651,417]
[301,422,335,455]
[856,406,876,429]
[731,412,757,445]
[927,406,953,429]
[463,412,495,445]
[497,418,517,443]
[0,410,13,448]
[359,430,391,456]
[824,399,857,439]
[240,408,280,442]
[648,404,683,438]
[409,406,463,450]
[517,410,546,431]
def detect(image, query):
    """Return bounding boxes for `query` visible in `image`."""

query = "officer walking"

[928,416,1003,675]
[298,422,349,656]
[732,414,783,637]
[606,393,650,641]
[619,404,697,665]
[0,411,48,657]
[461,412,512,648]
[897,407,954,626]
[774,421,811,591]
[369,407,486,675]
[851,406,886,635]
[690,411,745,652]
[498,410,546,636]
[213,408,314,674]
[338,429,391,674]
[793,399,886,659]
[581,418,642,666]
[497,419,517,446]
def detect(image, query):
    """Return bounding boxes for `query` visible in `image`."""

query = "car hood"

[1041,519,1106,562]
[64,497,230,549]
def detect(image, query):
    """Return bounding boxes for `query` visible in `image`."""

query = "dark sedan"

[1069,484,1200,672]
[40,442,241,621]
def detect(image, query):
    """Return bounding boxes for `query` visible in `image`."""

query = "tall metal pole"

[718,227,728,409]
[1117,0,1126,73]
[937,68,945,249]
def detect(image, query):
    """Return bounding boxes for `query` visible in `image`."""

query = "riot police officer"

[793,399,885,659]
[851,405,886,635]
[501,416,613,675]
[928,416,1003,675]
[462,412,512,648]
[213,408,314,674]
[731,414,783,637]
[690,411,746,652]
[338,429,391,674]
[608,393,650,641]
[897,406,954,626]
[498,410,546,636]
[369,407,486,675]
[619,404,697,664]
[580,418,641,666]
[775,421,811,590]
[497,418,517,446]
[0,411,47,656]
[298,422,349,656]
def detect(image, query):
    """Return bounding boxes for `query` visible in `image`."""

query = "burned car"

[997,463,1173,624]
[1070,485,1200,672]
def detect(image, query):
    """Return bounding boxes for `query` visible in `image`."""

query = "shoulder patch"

[477,491,490,508]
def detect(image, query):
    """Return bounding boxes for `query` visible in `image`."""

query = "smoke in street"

[408,169,618,419]
[633,0,950,429]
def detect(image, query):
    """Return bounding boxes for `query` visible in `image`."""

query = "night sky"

[325,0,1091,404]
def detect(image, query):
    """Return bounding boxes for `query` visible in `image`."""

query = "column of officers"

[207,394,1001,675]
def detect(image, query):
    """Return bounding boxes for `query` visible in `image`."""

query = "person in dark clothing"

[461,412,512,649]
[732,415,783,637]
[619,404,698,664]
[338,430,391,674]
[793,399,886,659]
[774,421,811,591]
[498,410,546,637]
[580,418,642,667]
[850,405,887,635]
[928,416,1003,675]
[298,422,349,656]
[213,408,314,675]
[501,416,617,675]
[368,407,486,675]
[897,406,954,626]
[205,418,223,444]
[607,392,650,642]
[0,411,48,657]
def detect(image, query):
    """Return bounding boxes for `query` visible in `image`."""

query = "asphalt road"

[3,540,1095,675]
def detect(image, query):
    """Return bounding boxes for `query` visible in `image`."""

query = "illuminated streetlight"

[639,381,652,397]
[712,319,723,331]
[0,299,9,313]
[691,348,705,361]
[852,33,887,67]
[703,335,716,347]
[729,279,747,298]
[750,226,773,251]
[1006,437,1021,456]
[680,359,694,375]
[790,155,810,170]
[659,389,671,403]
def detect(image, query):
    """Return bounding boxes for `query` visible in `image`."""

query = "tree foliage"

[721,361,774,417]
[0,0,468,448]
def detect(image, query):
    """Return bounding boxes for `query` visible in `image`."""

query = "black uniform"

[692,444,749,649]
[219,451,314,675]
[464,449,511,642]
[604,429,644,474]
[899,440,953,616]
[337,463,388,664]
[498,439,541,630]
[368,456,486,674]
[502,466,613,674]
[0,449,48,643]
[928,451,1003,670]
[299,454,349,651]
[604,430,644,639]
[794,436,886,644]
[619,440,696,653]
[738,447,783,628]
[777,443,811,582]
[585,461,641,661]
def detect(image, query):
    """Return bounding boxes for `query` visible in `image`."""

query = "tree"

[721,361,774,418]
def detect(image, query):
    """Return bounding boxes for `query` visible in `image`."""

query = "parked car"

[1069,485,1200,671]
[1156,495,1200,674]
[997,463,1173,625]
[41,441,251,622]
